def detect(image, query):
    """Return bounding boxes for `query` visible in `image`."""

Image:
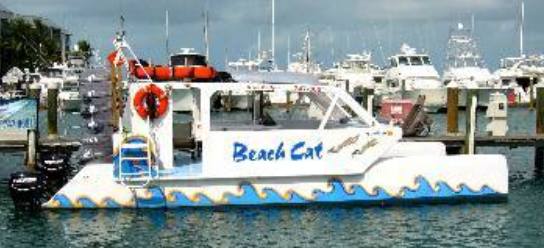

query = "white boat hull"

[43,153,507,208]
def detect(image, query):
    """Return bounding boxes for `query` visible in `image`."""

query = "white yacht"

[493,0,540,105]
[494,56,542,104]
[384,44,446,112]
[443,23,505,107]
[321,53,384,96]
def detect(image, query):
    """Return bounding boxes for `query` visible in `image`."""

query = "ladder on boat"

[117,137,156,188]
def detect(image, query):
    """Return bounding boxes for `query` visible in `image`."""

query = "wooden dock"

[403,134,544,148]
[0,131,80,151]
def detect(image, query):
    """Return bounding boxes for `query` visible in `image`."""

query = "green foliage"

[0,17,66,75]
[71,40,92,63]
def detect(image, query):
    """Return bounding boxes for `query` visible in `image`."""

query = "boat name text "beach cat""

[233,141,324,162]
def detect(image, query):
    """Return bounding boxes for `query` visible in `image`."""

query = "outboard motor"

[37,152,71,178]
[9,171,47,209]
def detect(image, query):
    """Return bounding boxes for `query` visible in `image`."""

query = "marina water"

[0,108,543,247]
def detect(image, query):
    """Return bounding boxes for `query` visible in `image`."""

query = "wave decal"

[166,191,214,207]
[49,194,129,208]
[47,176,501,208]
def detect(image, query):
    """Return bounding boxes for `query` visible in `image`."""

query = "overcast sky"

[2,0,543,71]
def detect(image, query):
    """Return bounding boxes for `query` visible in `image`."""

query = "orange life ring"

[133,84,169,119]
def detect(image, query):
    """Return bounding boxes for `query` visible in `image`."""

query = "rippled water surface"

[0,100,543,247]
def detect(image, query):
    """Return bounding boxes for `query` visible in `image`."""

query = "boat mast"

[305,29,310,73]
[471,14,475,35]
[271,0,275,68]
[519,0,525,57]
[287,34,290,66]
[204,10,210,63]
[165,10,169,60]
[258,30,261,60]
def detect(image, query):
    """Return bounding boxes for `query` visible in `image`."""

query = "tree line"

[0,17,92,75]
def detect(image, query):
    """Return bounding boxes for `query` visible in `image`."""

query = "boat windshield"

[422,56,431,65]
[398,57,409,66]
[210,88,369,131]
[409,57,423,66]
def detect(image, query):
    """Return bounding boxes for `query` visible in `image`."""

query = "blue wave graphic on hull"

[49,176,503,208]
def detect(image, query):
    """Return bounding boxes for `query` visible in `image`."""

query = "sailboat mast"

[166,10,169,59]
[204,11,210,63]
[520,0,525,57]
[271,0,275,66]
[258,30,261,60]
[287,34,290,66]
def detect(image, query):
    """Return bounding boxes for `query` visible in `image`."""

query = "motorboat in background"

[494,56,543,104]
[383,44,446,112]
[58,80,82,111]
[321,53,384,101]
[443,23,507,107]
[287,30,322,75]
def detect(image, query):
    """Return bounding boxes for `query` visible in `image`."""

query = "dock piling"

[47,82,59,139]
[464,88,477,154]
[446,84,459,135]
[362,87,375,114]
[25,129,37,171]
[535,83,544,171]
[29,83,41,101]
[530,77,535,110]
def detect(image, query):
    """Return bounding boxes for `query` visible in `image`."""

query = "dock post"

[25,129,37,171]
[47,82,59,139]
[446,83,459,135]
[464,88,477,154]
[365,88,374,115]
[535,82,544,171]
[111,65,121,131]
[362,87,375,115]
[530,77,535,110]
[29,83,41,101]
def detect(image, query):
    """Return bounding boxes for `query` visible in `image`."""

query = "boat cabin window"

[398,56,409,66]
[422,56,431,65]
[409,56,423,66]
[391,58,398,67]
[172,88,201,166]
[390,58,398,67]
[170,54,207,67]
[210,88,370,131]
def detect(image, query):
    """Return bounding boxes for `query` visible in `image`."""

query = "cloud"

[1,0,543,70]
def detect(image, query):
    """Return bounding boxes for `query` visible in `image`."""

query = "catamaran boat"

[384,44,446,112]
[443,23,506,107]
[33,36,508,209]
